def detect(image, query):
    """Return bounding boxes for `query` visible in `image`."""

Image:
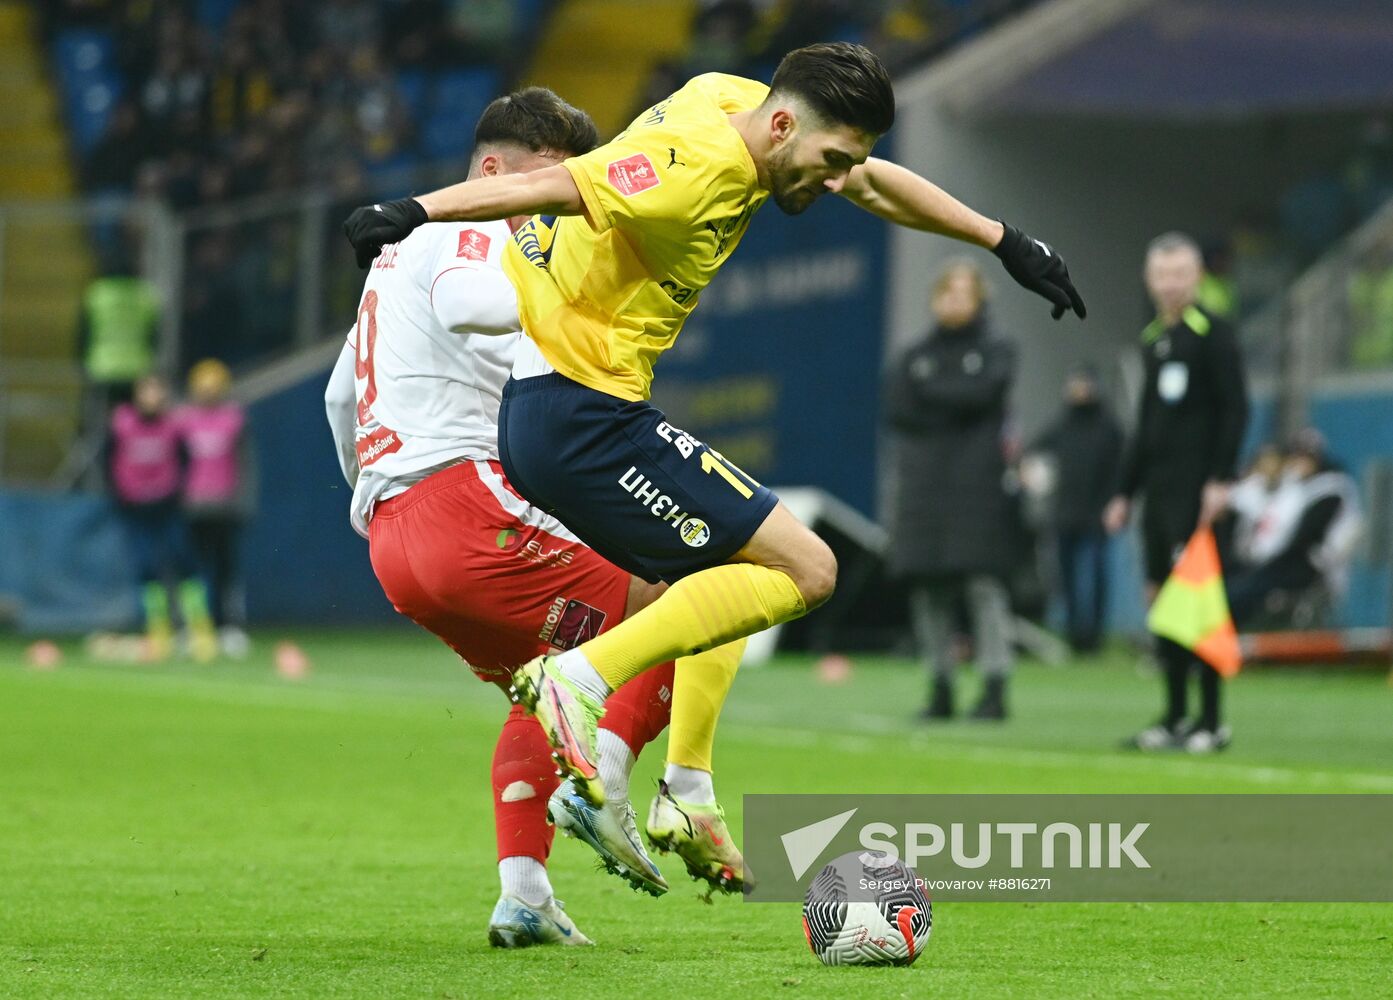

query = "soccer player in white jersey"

[324,89,743,946]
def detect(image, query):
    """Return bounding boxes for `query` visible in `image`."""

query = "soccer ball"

[802,851,932,966]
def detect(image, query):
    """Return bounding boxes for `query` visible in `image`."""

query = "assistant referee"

[1104,232,1248,754]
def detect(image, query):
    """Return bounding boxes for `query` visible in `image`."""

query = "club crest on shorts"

[678,516,711,548]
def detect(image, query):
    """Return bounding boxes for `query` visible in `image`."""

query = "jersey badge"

[457,228,491,261]
[607,153,662,197]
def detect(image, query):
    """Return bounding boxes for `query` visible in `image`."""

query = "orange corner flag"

[1146,527,1242,677]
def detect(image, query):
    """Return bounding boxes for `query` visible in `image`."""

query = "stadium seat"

[512,0,548,36]
[194,0,240,34]
[423,68,501,161]
[394,68,432,122]
[50,29,122,152]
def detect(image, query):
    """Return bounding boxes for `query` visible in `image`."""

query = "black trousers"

[1142,486,1222,730]
[1226,558,1320,628]
[189,514,245,628]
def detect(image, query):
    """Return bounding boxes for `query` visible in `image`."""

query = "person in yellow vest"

[79,249,160,423]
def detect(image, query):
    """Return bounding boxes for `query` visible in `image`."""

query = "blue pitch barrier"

[5,358,1389,636]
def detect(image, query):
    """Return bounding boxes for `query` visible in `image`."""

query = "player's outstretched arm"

[841,158,1086,321]
[343,165,585,268]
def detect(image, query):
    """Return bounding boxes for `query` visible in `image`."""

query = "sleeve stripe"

[429,265,481,312]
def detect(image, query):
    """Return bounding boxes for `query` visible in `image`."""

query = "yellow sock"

[581,563,807,690]
[667,638,746,772]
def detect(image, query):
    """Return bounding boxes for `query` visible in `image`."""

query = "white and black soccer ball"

[802,851,932,966]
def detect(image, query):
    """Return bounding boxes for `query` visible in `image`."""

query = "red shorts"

[368,460,632,689]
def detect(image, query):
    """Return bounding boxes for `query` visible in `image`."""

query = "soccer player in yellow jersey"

[345,43,1085,893]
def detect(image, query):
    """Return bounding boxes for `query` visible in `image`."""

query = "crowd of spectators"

[46,3,1393,377]
[47,1,1048,213]
[44,0,531,210]
[636,0,1035,118]
[43,0,540,367]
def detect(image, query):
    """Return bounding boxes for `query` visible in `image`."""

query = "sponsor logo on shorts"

[520,539,574,567]
[496,528,575,566]
[655,420,699,458]
[607,153,661,197]
[678,517,711,547]
[457,228,491,261]
[618,466,710,542]
[539,597,607,649]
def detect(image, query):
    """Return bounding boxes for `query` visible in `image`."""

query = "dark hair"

[472,87,599,162]
[768,42,895,136]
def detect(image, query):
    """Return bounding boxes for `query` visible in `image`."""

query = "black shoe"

[921,677,954,720]
[969,677,1007,721]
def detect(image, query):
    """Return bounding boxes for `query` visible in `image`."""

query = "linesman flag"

[1147,527,1243,677]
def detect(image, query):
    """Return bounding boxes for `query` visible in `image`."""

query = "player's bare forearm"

[841,158,1003,248]
[416,165,584,222]
[844,158,1086,320]
[346,166,586,267]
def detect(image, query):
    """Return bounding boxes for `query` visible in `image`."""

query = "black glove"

[343,197,429,268]
[992,222,1086,321]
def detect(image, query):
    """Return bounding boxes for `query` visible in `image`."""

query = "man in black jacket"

[884,262,1017,720]
[1104,232,1249,753]
[1031,365,1123,653]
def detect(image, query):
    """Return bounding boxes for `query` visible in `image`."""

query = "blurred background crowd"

[45,0,1036,213]
[3,0,1393,691]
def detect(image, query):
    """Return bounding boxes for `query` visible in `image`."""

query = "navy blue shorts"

[498,373,779,583]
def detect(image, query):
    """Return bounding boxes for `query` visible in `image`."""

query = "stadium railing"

[1237,193,1393,637]
[1242,194,1393,436]
[0,197,179,487]
[0,163,472,488]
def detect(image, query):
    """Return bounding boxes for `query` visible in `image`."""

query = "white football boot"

[487,892,593,948]
[549,779,668,896]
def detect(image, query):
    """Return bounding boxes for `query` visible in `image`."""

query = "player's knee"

[793,536,838,611]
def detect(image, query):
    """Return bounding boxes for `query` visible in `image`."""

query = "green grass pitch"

[3,631,1391,998]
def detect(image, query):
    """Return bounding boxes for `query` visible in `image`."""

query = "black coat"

[1119,305,1248,502]
[882,319,1017,580]
[1033,400,1124,533]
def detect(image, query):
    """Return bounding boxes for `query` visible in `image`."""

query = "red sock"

[492,703,559,863]
[600,660,675,756]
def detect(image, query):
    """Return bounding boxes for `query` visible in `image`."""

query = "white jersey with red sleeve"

[328,218,521,537]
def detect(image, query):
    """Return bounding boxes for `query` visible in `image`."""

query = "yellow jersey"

[503,73,771,401]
